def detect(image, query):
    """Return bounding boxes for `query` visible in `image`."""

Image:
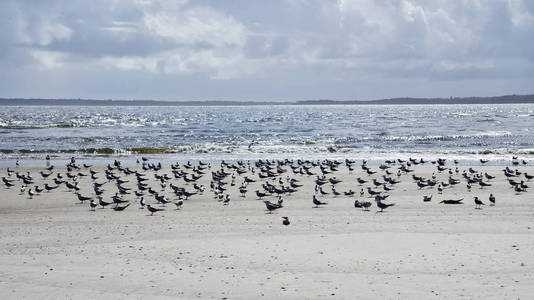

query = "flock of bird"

[1,155,531,225]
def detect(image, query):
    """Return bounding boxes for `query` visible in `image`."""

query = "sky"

[1,0,533,101]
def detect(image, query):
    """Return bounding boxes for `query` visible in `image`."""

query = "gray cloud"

[0,0,533,100]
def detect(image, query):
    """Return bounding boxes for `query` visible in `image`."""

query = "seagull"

[263,199,283,213]
[28,188,34,199]
[139,197,146,209]
[375,196,394,212]
[357,178,367,185]
[282,217,290,226]
[44,183,58,191]
[147,204,164,216]
[223,195,230,205]
[440,199,463,204]
[255,190,267,199]
[344,189,355,196]
[89,200,97,211]
[423,195,432,202]
[362,201,372,211]
[175,199,184,210]
[474,196,484,209]
[478,180,492,188]
[112,193,128,204]
[98,196,112,208]
[77,193,92,203]
[312,195,327,208]
[489,194,495,206]
[113,203,130,211]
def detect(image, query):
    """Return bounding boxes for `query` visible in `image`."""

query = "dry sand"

[1,160,533,299]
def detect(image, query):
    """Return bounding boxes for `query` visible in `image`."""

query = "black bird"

[4,180,14,188]
[375,196,394,212]
[484,172,495,180]
[312,195,327,208]
[489,194,495,206]
[98,196,112,208]
[175,199,184,210]
[147,204,164,216]
[40,171,53,178]
[357,178,367,185]
[478,180,492,188]
[223,195,230,205]
[440,199,463,204]
[89,200,97,211]
[525,173,534,181]
[282,217,290,226]
[112,193,128,204]
[362,201,372,211]
[44,183,58,191]
[77,193,92,203]
[423,195,432,202]
[367,187,380,196]
[263,200,282,213]
[344,189,355,196]
[474,196,484,209]
[354,200,362,208]
[318,187,329,195]
[139,197,146,209]
[113,203,130,211]
[256,190,267,199]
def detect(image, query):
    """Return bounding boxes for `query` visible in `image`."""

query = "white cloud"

[30,50,69,69]
[137,0,247,48]
[1,0,533,99]
[508,0,534,26]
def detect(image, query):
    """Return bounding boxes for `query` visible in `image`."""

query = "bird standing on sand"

[139,197,146,209]
[263,198,283,213]
[474,196,485,209]
[90,200,97,211]
[362,201,372,211]
[282,217,290,225]
[113,203,130,211]
[489,194,495,206]
[312,195,327,208]
[98,196,112,208]
[147,204,164,216]
[175,199,184,210]
[375,196,394,212]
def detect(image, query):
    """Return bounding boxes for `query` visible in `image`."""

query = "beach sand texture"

[1,160,533,299]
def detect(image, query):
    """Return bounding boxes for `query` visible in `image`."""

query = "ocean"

[1,104,533,166]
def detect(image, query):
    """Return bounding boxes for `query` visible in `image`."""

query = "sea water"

[1,104,533,166]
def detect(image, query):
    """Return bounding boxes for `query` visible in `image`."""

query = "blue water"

[1,104,533,165]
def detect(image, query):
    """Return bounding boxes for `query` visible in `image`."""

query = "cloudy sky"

[1,0,533,101]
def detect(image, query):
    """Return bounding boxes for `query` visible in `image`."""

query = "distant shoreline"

[1,94,534,106]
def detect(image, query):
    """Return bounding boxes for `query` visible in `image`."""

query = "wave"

[2,143,533,157]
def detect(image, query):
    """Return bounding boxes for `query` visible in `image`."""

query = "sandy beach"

[1,159,533,299]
